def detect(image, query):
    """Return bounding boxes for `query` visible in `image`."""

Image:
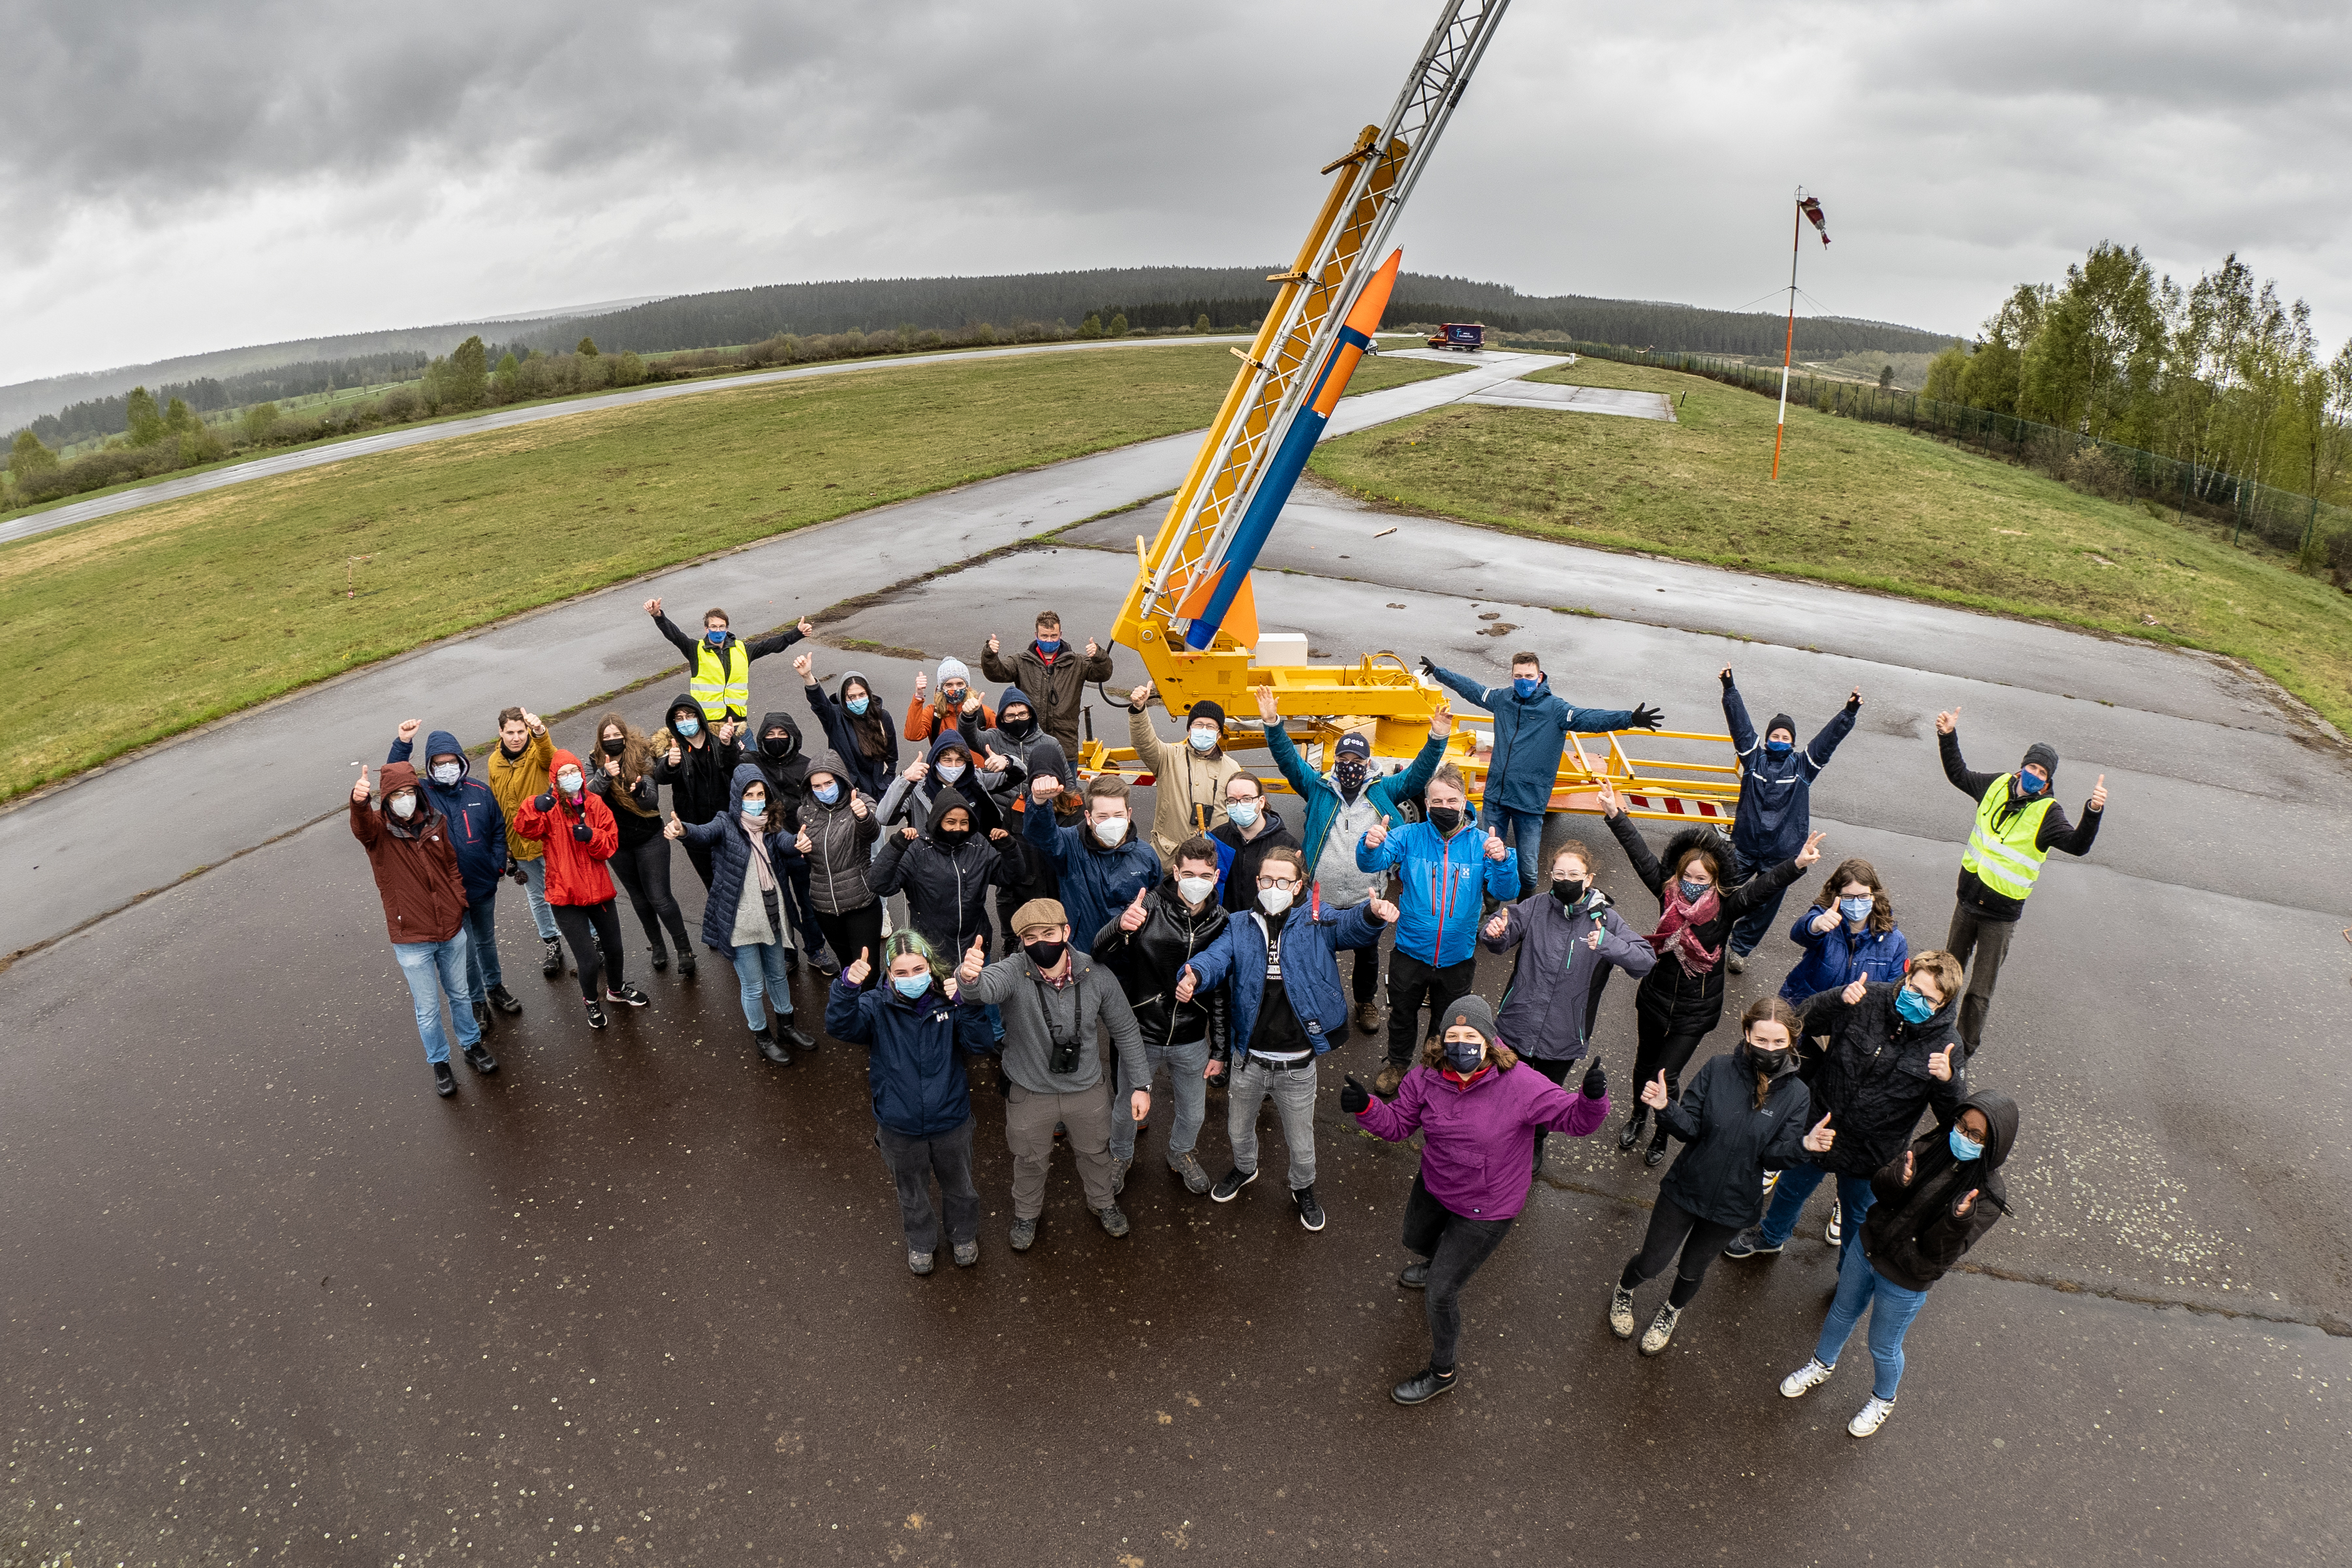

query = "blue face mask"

[1766,738,1793,755]
[1839,895,1874,924]
[1035,637,1061,653]
[674,716,700,738]
[1512,676,1539,698]
[1442,1037,1486,1072]
[813,783,840,806]
[1948,1126,1984,1161]
[1678,877,1709,902]
[845,695,870,716]
[892,974,932,1000]
[704,628,729,647]
[2016,771,2046,794]
[1894,984,1934,1024]
[744,798,766,818]
[1225,800,1259,829]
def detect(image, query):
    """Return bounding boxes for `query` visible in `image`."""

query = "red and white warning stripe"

[1623,794,1731,820]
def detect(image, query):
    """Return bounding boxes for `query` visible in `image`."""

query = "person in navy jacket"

[1719,666,1859,971]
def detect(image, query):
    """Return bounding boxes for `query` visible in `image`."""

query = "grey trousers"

[1004,1079,1118,1219]
[1228,1056,1319,1191]
[1943,904,2018,1056]
[875,1116,980,1256]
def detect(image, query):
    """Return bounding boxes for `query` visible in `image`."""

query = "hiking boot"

[1607,1285,1637,1339]
[1352,1001,1383,1036]
[1009,1216,1038,1253]
[1109,1155,1133,1195]
[1644,1120,1670,1168]
[1618,1109,1647,1152]
[432,1061,458,1098]
[473,1000,495,1035]
[777,1020,817,1052]
[1825,1196,1844,1247]
[1639,1303,1682,1356]
[486,985,524,1014]
[1780,1358,1834,1399]
[1210,1167,1257,1204]
[1372,1063,1405,1099]
[952,1239,979,1268]
[1294,1185,1326,1232]
[1390,1366,1456,1406]
[677,949,697,979]
[584,999,607,1031]
[1398,1261,1430,1290]
[604,981,650,1008]
[1722,1227,1781,1260]
[650,946,670,973]
[1847,1395,1897,1437]
[541,937,564,977]
[907,1250,935,1277]
[461,1041,499,1075]
[1168,1150,1211,1195]
[1096,1206,1131,1239]
[755,1027,793,1067]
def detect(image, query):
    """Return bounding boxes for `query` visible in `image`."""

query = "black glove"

[533,792,554,812]
[1627,703,1664,731]
[1580,1058,1608,1100]
[505,860,524,885]
[1340,1074,1371,1115]
[1417,655,1436,679]
[571,821,591,843]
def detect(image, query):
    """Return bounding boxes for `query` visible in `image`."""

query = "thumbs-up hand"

[1812,907,1842,935]
[843,947,872,985]
[1802,1111,1836,1153]
[1935,704,1960,735]
[848,792,870,820]
[1841,977,1868,1005]
[1120,887,1150,932]
[1927,1043,1956,1082]
[1085,636,1100,659]
[1367,894,1398,925]
[1362,813,1390,850]
[666,740,683,766]
[986,632,1000,655]
[913,671,928,700]
[1482,828,1509,862]
[351,765,371,804]
[957,934,987,982]
[1900,1148,1916,1186]
[1340,1074,1371,1114]
[1129,683,1152,709]
[798,618,816,637]
[1954,1187,1980,1217]
[1639,1071,1669,1109]
[1174,965,1199,1003]
[663,811,685,841]
[794,826,813,854]
[1584,927,1604,950]
[2090,774,2108,811]
[904,758,929,783]
[792,651,815,680]
[643,596,663,617]
[1796,829,1827,868]
[1482,912,1509,940]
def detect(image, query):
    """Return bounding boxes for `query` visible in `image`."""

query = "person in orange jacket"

[513,747,647,1030]
[903,657,997,746]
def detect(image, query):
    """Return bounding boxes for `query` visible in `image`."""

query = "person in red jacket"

[351,760,494,1097]
[513,747,648,1029]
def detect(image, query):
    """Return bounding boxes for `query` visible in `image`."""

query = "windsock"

[1182,248,1403,651]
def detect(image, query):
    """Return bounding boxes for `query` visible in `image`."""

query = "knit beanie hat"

[1185,699,1226,728]
[2021,742,2059,779]
[937,656,972,688]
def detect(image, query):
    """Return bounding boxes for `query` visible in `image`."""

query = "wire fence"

[1500,337,2352,577]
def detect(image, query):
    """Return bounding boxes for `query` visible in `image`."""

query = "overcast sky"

[5,0,2347,383]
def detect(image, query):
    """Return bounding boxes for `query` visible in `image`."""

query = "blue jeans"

[730,941,794,1031]
[1759,1165,1877,1252]
[1110,1035,1212,1162]
[518,856,560,941]
[1482,802,1544,903]
[1728,847,1792,958]
[1813,1238,1930,1400]
[460,894,500,1004]
[394,934,482,1064]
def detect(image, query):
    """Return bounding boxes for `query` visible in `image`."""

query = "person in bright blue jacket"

[1719,666,1860,971]
[1779,858,1910,1004]
[388,719,515,1030]
[1020,771,1160,960]
[1422,650,1660,900]
[1356,762,1522,1095]
[825,932,997,1276]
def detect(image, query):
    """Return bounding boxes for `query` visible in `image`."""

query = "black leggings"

[813,902,886,990]
[608,836,690,956]
[1387,951,1475,1067]
[552,900,625,999]
[1630,1009,1712,1115]
[1351,939,1381,1004]
[1402,1174,1516,1374]
[1621,1195,1742,1309]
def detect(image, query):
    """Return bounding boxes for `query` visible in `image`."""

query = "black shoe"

[1390,1366,1457,1406]
[541,937,564,978]
[755,1027,793,1067]
[1644,1121,1670,1168]
[1210,1167,1257,1204]
[1294,1185,1326,1232]
[1097,1206,1131,1238]
[473,1000,494,1034]
[779,1020,816,1052]
[461,1041,499,1075]
[813,948,840,976]
[779,949,798,971]
[1722,1227,1782,1260]
[604,981,650,1009]
[433,1061,458,1097]
[584,1000,608,1031]
[486,985,523,1015]
[1396,1261,1430,1290]
[1618,1110,1647,1152]
[650,947,669,973]
[678,949,697,979]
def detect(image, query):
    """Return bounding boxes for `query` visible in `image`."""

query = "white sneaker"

[1825,1196,1843,1247]
[1607,1286,1637,1340]
[1638,1303,1682,1356]
[1780,1358,1834,1399]
[1847,1395,1896,1437]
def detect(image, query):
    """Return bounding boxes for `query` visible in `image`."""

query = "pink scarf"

[1648,881,1723,977]
[740,813,778,893]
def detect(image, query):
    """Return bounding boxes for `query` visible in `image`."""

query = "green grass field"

[0,346,1462,800]
[1310,356,2352,734]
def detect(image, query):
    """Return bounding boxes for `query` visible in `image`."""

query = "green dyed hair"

[883,929,950,986]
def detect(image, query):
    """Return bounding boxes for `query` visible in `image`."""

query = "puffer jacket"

[747,709,813,829]
[1182,901,1387,1065]
[1482,885,1657,1061]
[980,639,1115,757]
[1430,666,1635,817]
[1722,676,1857,863]
[681,763,804,954]
[1354,1053,1612,1221]
[652,691,743,826]
[1089,874,1231,1054]
[1356,817,1520,967]
[350,760,470,945]
[798,750,881,915]
[510,749,619,906]
[824,972,997,1138]
[1605,813,1802,1034]
[386,728,507,903]
[1022,794,1160,957]
[872,786,1007,960]
[804,669,900,800]
[1861,1088,2018,1291]
[486,728,552,862]
[1654,1046,1817,1229]
[1128,703,1242,861]
[1780,909,1911,1004]
[1261,721,1447,906]
[1793,980,1966,1178]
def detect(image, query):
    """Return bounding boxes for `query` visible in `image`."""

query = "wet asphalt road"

[8,400,2352,1563]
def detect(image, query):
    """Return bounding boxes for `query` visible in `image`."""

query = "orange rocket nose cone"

[1343,249,1403,336]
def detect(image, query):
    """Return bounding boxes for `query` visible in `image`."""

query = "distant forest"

[25,351,443,448]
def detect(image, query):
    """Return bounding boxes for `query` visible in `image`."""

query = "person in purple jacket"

[1344,994,1612,1407]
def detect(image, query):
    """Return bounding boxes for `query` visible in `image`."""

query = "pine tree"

[125,386,164,446]
[1193,313,1211,334]
[577,336,600,357]
[1078,313,1103,339]
[1107,313,1129,337]
[445,335,488,411]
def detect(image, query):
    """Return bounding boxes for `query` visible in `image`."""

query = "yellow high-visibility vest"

[1961,777,2054,901]
[690,639,750,720]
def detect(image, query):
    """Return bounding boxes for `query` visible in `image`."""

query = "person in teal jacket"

[1422,650,1661,900]
[1251,685,1455,1037]
[1356,761,1521,1094]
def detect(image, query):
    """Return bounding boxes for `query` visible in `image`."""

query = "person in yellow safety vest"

[644,596,817,725]
[1934,706,2107,1056]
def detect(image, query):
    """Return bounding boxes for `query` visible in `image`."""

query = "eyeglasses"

[1255,876,1300,891]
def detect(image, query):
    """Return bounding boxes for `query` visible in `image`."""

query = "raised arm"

[1427,663,1497,713]
[1937,714,2003,799]
[742,620,811,660]
[1601,799,1666,901]
[1805,693,1861,773]
[648,607,700,663]
[1720,670,1757,754]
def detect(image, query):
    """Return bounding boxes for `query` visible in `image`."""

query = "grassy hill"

[1308,356,2352,735]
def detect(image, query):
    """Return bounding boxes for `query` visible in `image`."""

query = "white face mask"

[1257,885,1294,916]
[557,768,584,794]
[935,762,967,784]
[1177,875,1217,906]
[1189,727,1219,753]
[1091,815,1129,846]
[430,761,462,786]
[389,792,417,819]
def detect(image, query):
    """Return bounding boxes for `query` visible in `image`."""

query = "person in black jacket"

[1210,772,1296,913]
[872,788,1011,965]
[588,712,696,979]
[1778,1088,2018,1438]
[653,691,743,890]
[642,596,812,725]
[749,709,832,973]
[1092,836,1232,1195]
[1935,707,2107,1054]
[1597,778,1821,1169]
[1725,950,1966,1260]
[794,651,900,800]
[1608,997,1834,1356]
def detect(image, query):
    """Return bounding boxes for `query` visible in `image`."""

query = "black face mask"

[1551,877,1586,906]
[1334,759,1368,799]
[1745,1044,1789,1075]
[1001,714,1036,741]
[601,737,627,757]
[762,733,792,758]
[1022,937,1066,971]
[934,827,970,851]
[1426,806,1462,835]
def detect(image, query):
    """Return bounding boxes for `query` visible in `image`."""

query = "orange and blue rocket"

[1183,248,1403,650]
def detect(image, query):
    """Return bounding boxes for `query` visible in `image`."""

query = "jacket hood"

[805,750,855,800]
[1024,733,1072,788]
[837,669,874,706]
[728,761,770,817]
[756,709,804,757]
[994,685,1037,729]
[1960,1087,2019,1172]
[924,784,975,842]
[928,730,974,766]
[421,729,469,782]
[665,692,702,731]
[1660,824,1734,887]
[380,759,423,798]
[2021,742,2059,781]
[1439,992,1499,1051]
[548,748,589,794]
